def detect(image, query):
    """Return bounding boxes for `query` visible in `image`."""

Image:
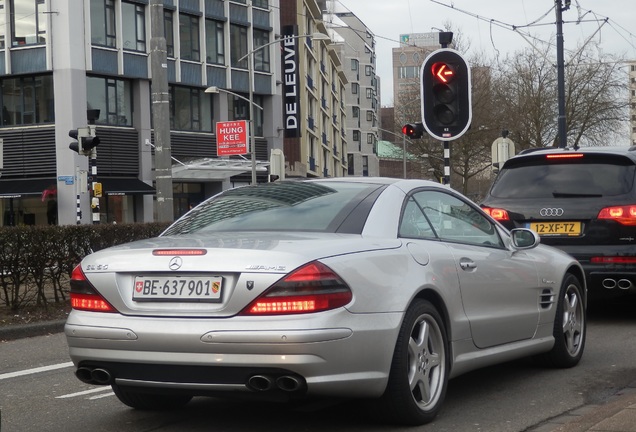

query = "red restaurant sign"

[216,120,248,156]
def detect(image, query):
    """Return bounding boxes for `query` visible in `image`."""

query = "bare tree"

[492,42,629,150]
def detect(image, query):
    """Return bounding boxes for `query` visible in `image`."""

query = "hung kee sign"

[216,120,248,156]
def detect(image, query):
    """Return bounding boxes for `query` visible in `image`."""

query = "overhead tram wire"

[430,0,635,69]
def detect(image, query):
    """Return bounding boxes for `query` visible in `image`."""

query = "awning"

[172,158,269,181]
[99,178,155,196]
[0,179,57,199]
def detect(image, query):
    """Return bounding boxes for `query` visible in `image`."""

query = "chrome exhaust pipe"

[91,368,112,385]
[617,279,633,290]
[276,375,303,392]
[602,278,617,289]
[75,367,94,384]
[247,375,274,392]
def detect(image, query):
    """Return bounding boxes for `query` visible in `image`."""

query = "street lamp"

[205,86,264,112]
[238,31,331,184]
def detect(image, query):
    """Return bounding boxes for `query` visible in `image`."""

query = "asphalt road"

[1,297,635,432]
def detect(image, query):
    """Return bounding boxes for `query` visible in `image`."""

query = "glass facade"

[1,75,54,126]
[87,76,133,126]
[11,0,46,46]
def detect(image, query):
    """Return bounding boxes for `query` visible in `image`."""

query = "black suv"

[481,146,636,299]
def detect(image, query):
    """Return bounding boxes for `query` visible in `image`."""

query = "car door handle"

[459,260,477,270]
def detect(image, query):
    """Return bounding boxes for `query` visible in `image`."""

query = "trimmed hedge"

[0,223,170,311]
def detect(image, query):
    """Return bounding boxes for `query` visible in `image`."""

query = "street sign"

[93,182,103,197]
[491,137,515,172]
[216,120,248,156]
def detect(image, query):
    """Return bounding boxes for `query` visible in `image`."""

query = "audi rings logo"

[169,256,183,271]
[539,208,564,217]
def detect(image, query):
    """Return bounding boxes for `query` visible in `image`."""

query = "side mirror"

[510,228,540,250]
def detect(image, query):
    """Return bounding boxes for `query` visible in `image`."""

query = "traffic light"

[69,127,100,155]
[402,123,424,139]
[421,48,472,141]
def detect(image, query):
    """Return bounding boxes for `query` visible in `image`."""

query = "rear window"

[490,155,636,199]
[163,181,382,235]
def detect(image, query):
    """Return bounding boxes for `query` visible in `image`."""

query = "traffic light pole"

[555,0,569,148]
[443,141,450,186]
[89,147,99,224]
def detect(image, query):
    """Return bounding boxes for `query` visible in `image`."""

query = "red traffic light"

[420,49,472,141]
[431,62,454,84]
[402,123,424,139]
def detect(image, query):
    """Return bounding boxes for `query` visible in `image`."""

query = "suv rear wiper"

[552,191,603,198]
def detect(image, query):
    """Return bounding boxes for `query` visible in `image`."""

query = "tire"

[380,299,449,426]
[536,273,586,368]
[111,384,193,410]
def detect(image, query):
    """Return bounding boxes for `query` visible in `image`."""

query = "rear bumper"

[549,245,636,294]
[65,309,403,399]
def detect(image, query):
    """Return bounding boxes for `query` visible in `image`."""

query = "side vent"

[540,288,555,309]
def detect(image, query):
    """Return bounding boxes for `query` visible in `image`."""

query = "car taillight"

[69,265,117,313]
[482,207,510,221]
[591,256,636,264]
[240,261,352,316]
[546,153,584,160]
[597,205,636,226]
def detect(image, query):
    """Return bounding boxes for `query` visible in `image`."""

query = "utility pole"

[150,0,174,221]
[555,0,570,148]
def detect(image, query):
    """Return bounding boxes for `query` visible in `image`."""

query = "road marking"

[56,387,112,399]
[0,361,73,381]
[89,391,115,400]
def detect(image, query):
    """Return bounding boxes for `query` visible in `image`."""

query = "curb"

[0,320,66,342]
[529,386,636,432]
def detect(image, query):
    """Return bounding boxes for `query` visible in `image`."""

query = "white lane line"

[89,391,115,400]
[0,361,74,381]
[56,387,112,399]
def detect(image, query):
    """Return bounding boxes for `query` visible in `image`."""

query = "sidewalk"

[530,386,636,432]
[0,319,66,341]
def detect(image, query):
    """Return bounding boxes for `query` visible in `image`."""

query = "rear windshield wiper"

[552,191,603,198]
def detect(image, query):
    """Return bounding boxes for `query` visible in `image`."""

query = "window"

[253,29,270,72]
[367,133,374,144]
[399,66,420,79]
[366,88,373,99]
[252,0,268,8]
[0,1,5,49]
[1,75,54,126]
[352,130,360,141]
[230,25,248,68]
[91,0,116,47]
[164,10,174,57]
[11,0,46,46]
[230,94,263,136]
[365,65,373,76]
[351,83,359,94]
[170,86,213,131]
[400,191,503,247]
[352,107,359,118]
[366,111,373,122]
[351,59,359,71]
[205,19,224,64]
[87,76,132,126]
[122,1,146,52]
[179,14,200,61]
[163,181,382,235]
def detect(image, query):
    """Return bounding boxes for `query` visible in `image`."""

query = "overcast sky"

[333,0,636,106]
